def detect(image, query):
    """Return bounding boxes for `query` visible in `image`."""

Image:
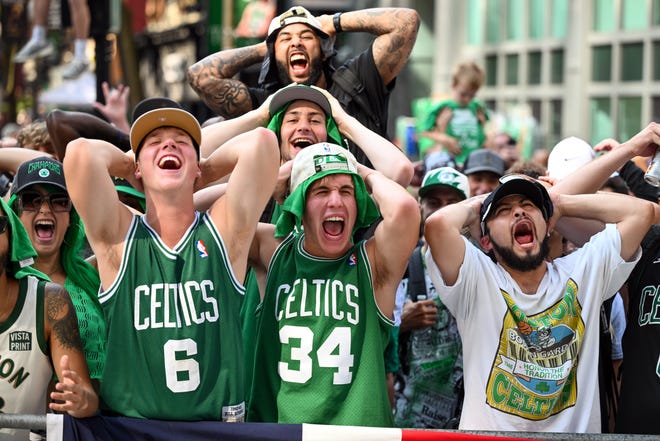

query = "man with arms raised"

[247,143,419,426]
[187,6,419,166]
[424,163,656,431]
[62,98,279,421]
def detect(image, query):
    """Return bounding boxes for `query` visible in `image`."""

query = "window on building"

[486,0,502,43]
[618,97,642,140]
[528,51,542,84]
[486,54,498,86]
[654,0,660,25]
[467,0,484,45]
[592,45,612,82]
[551,49,564,83]
[507,0,524,40]
[655,41,660,80]
[529,99,542,127]
[506,53,519,85]
[550,99,563,147]
[622,0,647,30]
[550,0,568,38]
[653,96,660,122]
[621,43,644,81]
[594,0,616,32]
[590,97,613,144]
[529,0,545,39]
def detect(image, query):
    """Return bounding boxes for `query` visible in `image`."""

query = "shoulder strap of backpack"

[332,66,384,132]
[406,245,427,302]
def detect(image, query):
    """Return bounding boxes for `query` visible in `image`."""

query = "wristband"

[333,12,343,33]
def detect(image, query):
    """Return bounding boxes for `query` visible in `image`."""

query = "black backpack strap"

[406,245,427,302]
[332,66,385,133]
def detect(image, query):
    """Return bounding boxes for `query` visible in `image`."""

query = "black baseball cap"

[480,174,553,234]
[269,84,332,116]
[463,149,505,176]
[129,97,202,158]
[10,156,67,195]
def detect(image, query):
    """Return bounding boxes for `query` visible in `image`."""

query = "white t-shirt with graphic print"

[426,224,640,433]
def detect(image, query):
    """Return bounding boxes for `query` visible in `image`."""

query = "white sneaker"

[14,39,54,63]
[61,58,90,80]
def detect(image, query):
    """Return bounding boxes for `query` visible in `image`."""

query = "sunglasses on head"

[17,191,72,213]
[0,215,7,234]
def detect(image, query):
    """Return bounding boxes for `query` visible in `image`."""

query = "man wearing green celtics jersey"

[62,97,279,421]
[247,142,419,426]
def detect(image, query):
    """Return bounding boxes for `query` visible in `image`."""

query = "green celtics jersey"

[99,213,246,421]
[248,233,394,427]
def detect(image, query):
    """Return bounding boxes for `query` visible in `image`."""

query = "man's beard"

[490,234,550,272]
[276,57,324,86]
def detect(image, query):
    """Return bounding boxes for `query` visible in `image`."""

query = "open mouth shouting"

[513,219,535,249]
[34,219,56,243]
[289,51,309,78]
[323,216,345,237]
[291,136,316,151]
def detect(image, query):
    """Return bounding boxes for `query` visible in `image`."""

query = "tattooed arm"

[318,8,420,86]
[44,282,98,417]
[187,43,267,118]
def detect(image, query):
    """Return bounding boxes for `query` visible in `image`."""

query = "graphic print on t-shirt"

[486,279,584,420]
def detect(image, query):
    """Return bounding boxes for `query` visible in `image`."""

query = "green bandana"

[274,143,380,238]
[0,197,46,280]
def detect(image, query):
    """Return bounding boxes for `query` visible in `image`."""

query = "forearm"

[187,44,266,117]
[341,115,413,187]
[66,138,134,180]
[339,8,413,36]
[556,192,655,228]
[0,148,52,172]
[189,43,267,82]
[200,107,270,158]
[200,128,277,188]
[47,110,130,160]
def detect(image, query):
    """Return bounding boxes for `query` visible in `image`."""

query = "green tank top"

[99,213,246,421]
[248,233,393,426]
[64,278,106,380]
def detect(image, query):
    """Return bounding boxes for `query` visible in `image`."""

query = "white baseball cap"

[547,136,595,181]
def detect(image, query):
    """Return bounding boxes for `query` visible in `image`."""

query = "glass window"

[594,0,616,32]
[486,0,502,43]
[589,97,613,144]
[592,45,612,82]
[551,49,564,84]
[467,0,484,45]
[486,54,498,86]
[485,99,497,113]
[618,97,642,141]
[653,96,660,122]
[507,0,524,40]
[506,54,519,85]
[654,0,660,25]
[528,51,542,84]
[550,0,568,38]
[622,0,647,30]
[529,0,545,39]
[550,99,563,145]
[655,41,660,80]
[529,99,542,129]
[621,43,644,81]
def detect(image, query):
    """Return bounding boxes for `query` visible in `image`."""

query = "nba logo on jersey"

[196,240,208,258]
[348,253,357,266]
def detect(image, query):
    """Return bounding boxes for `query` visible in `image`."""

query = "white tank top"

[0,276,52,440]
